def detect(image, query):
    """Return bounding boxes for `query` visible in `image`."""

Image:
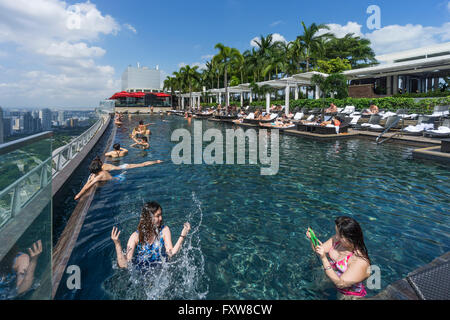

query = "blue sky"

[0,0,449,109]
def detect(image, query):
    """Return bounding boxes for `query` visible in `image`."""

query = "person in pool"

[74,157,163,200]
[111,201,191,270]
[105,143,128,158]
[0,241,42,299]
[131,136,149,149]
[306,216,371,299]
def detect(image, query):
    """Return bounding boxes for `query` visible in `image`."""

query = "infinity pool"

[55,115,449,300]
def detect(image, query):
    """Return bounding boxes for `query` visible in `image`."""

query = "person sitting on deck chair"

[325,103,338,114]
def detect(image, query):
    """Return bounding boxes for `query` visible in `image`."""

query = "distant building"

[3,118,12,139]
[39,108,52,131]
[58,111,65,125]
[122,63,161,93]
[22,112,33,134]
[69,118,78,127]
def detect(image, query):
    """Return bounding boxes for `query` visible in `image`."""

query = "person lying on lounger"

[363,104,379,115]
[325,103,338,114]
[74,157,163,200]
[105,143,128,158]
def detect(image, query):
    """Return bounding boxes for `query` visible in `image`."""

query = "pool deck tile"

[369,252,450,300]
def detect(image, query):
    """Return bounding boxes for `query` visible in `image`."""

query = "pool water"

[55,115,450,300]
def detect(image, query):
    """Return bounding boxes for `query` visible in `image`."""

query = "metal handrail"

[376,117,402,144]
[51,114,109,178]
[0,131,53,155]
[0,157,52,229]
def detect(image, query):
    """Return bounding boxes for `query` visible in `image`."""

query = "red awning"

[109,91,170,99]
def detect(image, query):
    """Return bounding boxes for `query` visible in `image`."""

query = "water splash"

[103,192,208,300]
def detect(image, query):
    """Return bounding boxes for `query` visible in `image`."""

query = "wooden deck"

[52,121,117,298]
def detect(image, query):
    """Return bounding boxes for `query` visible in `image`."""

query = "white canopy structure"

[179,72,327,115]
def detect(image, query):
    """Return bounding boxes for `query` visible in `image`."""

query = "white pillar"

[249,91,253,103]
[227,92,230,107]
[218,93,222,105]
[285,86,290,116]
[295,87,299,100]
[315,85,320,99]
[240,92,243,107]
[266,92,270,114]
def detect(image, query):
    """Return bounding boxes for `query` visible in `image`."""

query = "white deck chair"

[341,106,355,114]
[246,112,255,119]
[293,112,304,120]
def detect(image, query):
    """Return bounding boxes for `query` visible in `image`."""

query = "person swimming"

[105,143,128,158]
[0,241,42,299]
[111,201,191,271]
[75,157,163,200]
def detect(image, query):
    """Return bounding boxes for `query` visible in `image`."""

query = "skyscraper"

[23,112,33,134]
[58,111,65,126]
[39,108,52,131]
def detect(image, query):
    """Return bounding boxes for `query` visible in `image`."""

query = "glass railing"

[0,132,52,300]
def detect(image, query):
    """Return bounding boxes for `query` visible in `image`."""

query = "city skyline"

[0,0,449,109]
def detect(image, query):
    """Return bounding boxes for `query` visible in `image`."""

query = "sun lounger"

[423,119,450,138]
[368,115,400,132]
[341,106,355,115]
[401,116,434,136]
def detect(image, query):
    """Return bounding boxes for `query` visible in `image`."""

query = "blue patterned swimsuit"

[133,226,167,270]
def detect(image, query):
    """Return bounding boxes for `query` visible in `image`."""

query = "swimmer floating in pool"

[306,216,371,299]
[74,157,163,200]
[105,143,128,158]
[111,201,191,270]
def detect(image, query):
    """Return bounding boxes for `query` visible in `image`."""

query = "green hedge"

[199,96,450,113]
[392,91,450,98]
[247,96,450,114]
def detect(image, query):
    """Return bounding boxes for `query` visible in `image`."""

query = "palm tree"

[213,43,243,107]
[179,65,201,110]
[163,77,176,108]
[297,21,330,72]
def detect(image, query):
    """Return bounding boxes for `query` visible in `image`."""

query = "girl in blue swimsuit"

[111,201,191,271]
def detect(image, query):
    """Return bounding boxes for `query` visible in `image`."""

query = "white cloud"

[318,21,364,38]
[124,23,137,34]
[317,21,450,56]
[0,0,122,107]
[250,33,287,47]
[270,20,283,27]
[201,54,214,60]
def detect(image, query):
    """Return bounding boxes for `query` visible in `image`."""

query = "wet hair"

[335,216,371,264]
[139,120,144,125]
[0,245,19,276]
[113,143,121,150]
[137,201,163,244]
[89,156,103,174]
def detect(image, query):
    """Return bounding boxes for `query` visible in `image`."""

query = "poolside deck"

[369,251,450,300]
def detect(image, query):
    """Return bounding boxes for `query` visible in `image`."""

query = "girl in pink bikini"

[306,216,371,299]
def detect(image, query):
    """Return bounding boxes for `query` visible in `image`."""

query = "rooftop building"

[121,63,161,93]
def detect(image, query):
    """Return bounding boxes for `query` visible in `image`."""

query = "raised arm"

[162,223,190,258]
[15,240,42,295]
[111,227,137,268]
[74,175,100,200]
